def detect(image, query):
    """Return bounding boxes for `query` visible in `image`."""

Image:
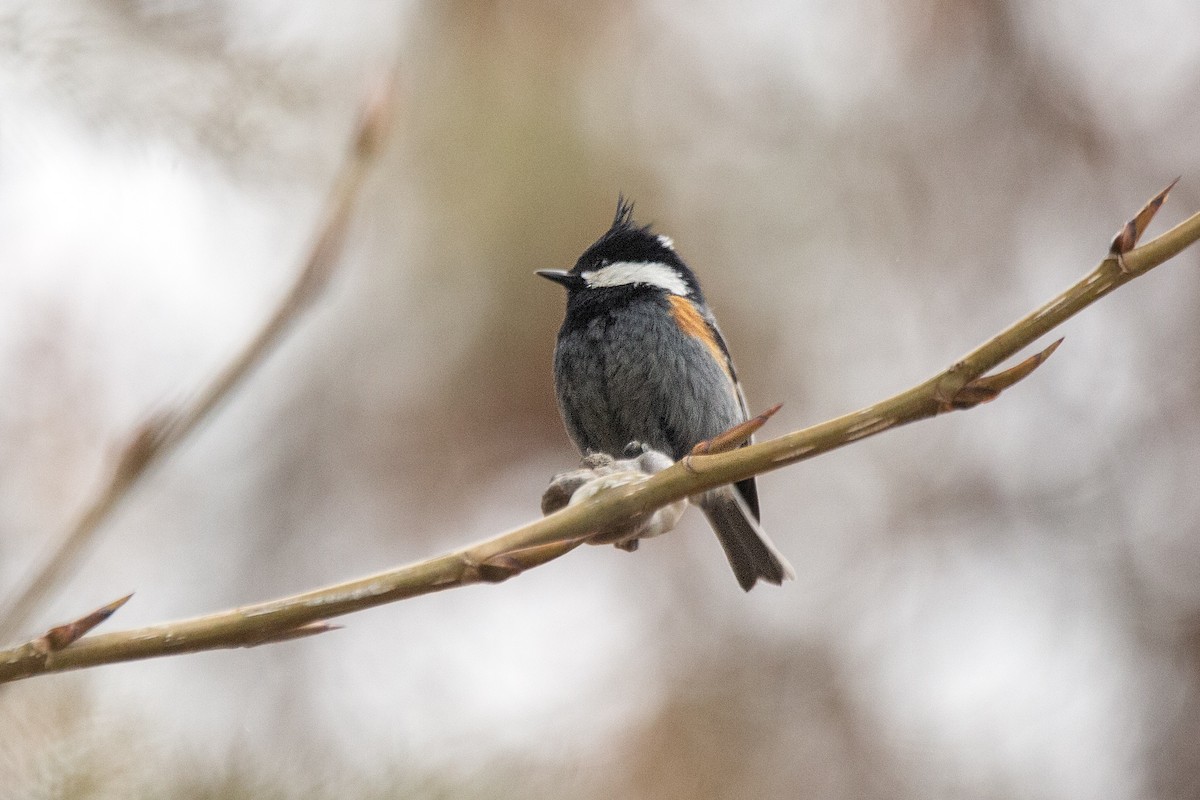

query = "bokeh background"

[3,2,1200,798]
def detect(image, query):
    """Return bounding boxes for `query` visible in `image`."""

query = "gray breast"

[554,301,742,460]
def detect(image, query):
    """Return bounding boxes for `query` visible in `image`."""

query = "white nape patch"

[581,261,689,296]
[657,234,675,250]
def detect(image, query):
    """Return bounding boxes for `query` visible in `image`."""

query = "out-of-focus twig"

[0,78,398,644]
[0,181,1193,684]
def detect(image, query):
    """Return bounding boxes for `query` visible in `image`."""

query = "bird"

[537,197,794,590]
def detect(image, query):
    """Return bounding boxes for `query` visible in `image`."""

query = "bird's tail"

[700,487,795,591]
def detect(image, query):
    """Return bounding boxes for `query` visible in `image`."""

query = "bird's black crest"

[613,194,638,231]
[607,193,657,242]
[586,194,659,258]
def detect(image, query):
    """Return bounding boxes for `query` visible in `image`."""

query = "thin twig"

[0,77,398,644]
[0,182,1194,684]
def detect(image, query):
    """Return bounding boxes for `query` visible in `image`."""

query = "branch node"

[33,593,134,653]
[114,416,173,483]
[690,403,783,455]
[941,338,1064,411]
[355,74,398,158]
[475,555,524,583]
[1110,177,1179,258]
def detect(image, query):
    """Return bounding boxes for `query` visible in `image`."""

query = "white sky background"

[2,2,1200,798]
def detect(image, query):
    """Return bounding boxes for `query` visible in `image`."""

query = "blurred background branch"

[0,75,398,644]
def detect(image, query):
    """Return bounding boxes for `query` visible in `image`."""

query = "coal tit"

[538,198,794,590]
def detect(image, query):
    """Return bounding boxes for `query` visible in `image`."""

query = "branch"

[0,78,399,644]
[1,182,1196,684]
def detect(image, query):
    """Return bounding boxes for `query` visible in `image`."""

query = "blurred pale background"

[2,2,1200,798]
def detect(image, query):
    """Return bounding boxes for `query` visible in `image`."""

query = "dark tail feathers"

[700,488,795,591]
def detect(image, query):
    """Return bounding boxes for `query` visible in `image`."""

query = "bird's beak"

[536,269,581,289]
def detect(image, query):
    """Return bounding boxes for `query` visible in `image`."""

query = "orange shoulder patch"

[667,295,734,384]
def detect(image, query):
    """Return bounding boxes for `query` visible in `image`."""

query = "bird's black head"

[537,196,703,301]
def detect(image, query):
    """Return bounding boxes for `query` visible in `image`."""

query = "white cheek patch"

[581,261,689,296]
